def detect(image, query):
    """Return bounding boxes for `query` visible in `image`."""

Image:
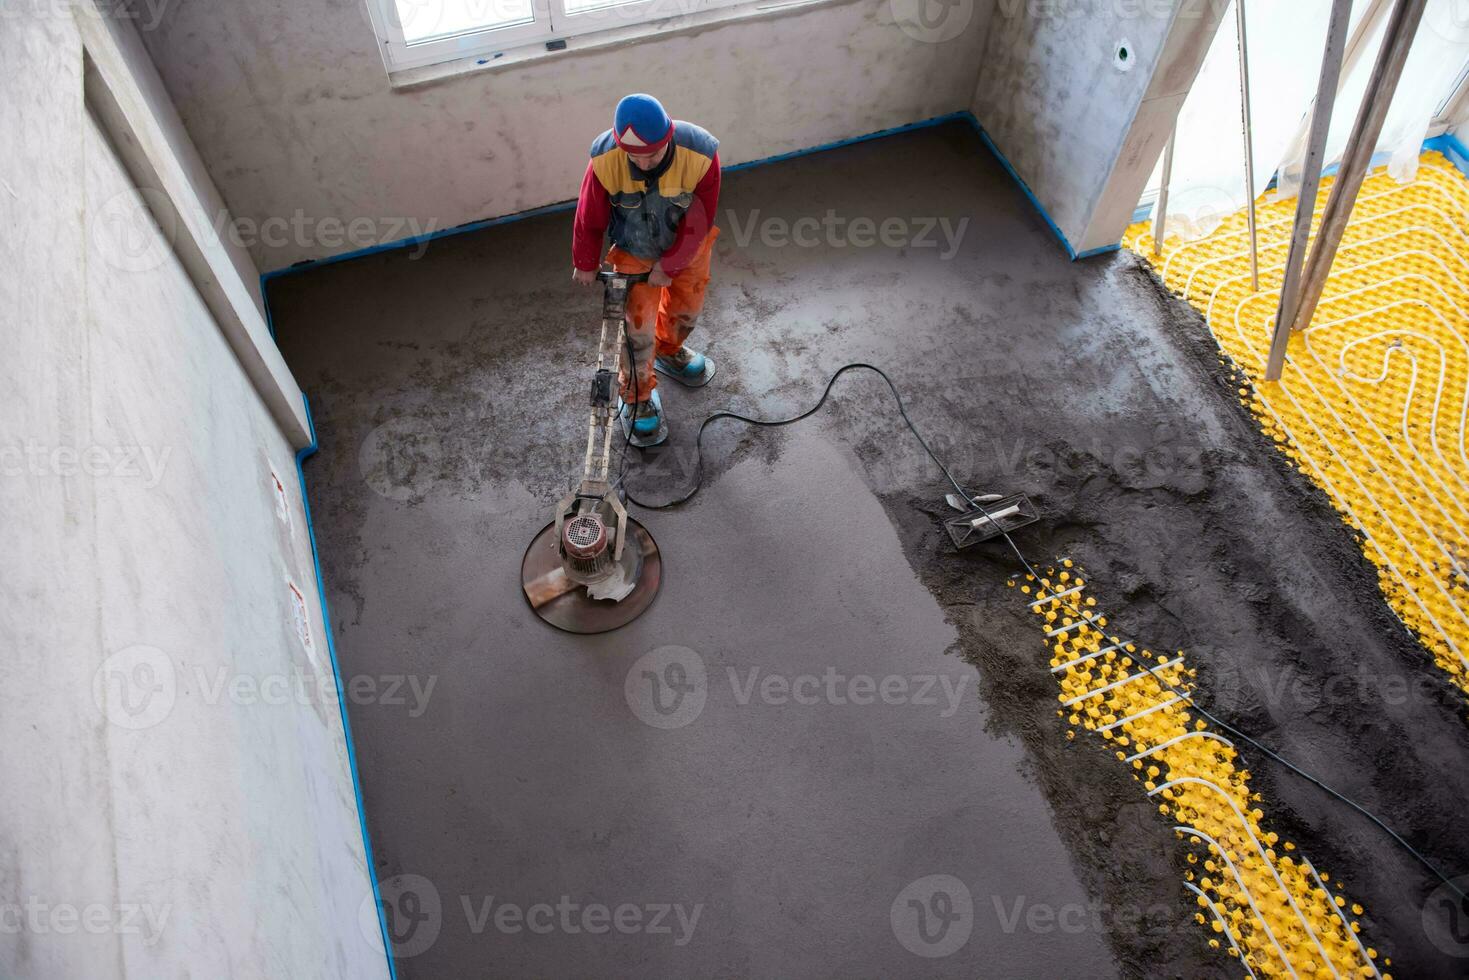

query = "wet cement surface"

[269,122,1469,977]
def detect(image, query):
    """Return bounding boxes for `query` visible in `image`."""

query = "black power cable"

[616,361,1467,904]
[615,328,639,490]
[619,363,911,509]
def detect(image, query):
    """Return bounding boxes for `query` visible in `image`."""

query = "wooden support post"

[1288,0,1429,336]
[1264,0,1354,382]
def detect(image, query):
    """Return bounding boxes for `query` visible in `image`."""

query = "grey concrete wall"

[79,4,311,447]
[136,0,995,270]
[972,0,1224,255]
[0,9,387,978]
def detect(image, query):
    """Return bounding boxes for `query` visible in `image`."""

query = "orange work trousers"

[607,226,719,401]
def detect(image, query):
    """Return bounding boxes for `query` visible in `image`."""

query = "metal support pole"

[1152,126,1175,256]
[1236,0,1259,292]
[1288,0,1428,336]
[1264,0,1354,382]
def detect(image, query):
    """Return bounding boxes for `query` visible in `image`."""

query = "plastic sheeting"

[1147,0,1469,242]
[1278,0,1469,194]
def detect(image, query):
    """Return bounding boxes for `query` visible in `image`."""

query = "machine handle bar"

[596,269,651,284]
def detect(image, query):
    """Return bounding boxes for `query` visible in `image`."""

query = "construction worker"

[572,93,721,444]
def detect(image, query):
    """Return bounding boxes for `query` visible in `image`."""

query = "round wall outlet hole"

[1115,40,1135,71]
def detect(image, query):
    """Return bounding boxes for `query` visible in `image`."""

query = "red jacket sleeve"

[660,150,720,276]
[572,161,611,271]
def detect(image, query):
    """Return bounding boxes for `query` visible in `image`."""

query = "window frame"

[1433,58,1469,128]
[367,0,752,73]
[365,0,555,72]
[548,0,743,42]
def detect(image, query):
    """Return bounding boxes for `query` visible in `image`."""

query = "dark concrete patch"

[269,122,1469,978]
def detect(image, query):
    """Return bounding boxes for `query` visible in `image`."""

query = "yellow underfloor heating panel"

[1124,153,1469,698]
[1019,564,1385,979]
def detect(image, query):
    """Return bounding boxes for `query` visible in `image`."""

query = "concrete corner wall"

[971,1,1225,256]
[0,7,387,978]
[135,0,995,270]
[78,5,311,447]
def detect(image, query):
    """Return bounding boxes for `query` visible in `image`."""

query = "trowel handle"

[596,269,651,285]
[968,504,1022,528]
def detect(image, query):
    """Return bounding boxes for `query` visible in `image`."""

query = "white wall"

[0,9,387,978]
[136,0,996,270]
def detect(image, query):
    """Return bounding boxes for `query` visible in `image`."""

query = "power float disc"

[520,519,662,634]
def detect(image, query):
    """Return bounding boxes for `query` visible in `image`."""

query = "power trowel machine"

[519,270,1042,635]
[520,271,663,634]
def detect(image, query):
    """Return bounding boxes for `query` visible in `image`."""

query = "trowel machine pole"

[552,270,650,580]
[578,271,647,495]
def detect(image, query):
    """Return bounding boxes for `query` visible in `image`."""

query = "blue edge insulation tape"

[267,113,1469,977]
[292,397,400,979]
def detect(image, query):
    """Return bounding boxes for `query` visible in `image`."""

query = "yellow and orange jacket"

[572,121,720,276]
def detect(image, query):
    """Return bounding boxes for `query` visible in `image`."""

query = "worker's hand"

[572,266,598,286]
[648,262,673,287]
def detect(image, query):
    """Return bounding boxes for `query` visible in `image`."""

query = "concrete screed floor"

[268,122,1469,978]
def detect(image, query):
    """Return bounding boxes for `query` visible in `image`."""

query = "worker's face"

[627,144,668,171]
